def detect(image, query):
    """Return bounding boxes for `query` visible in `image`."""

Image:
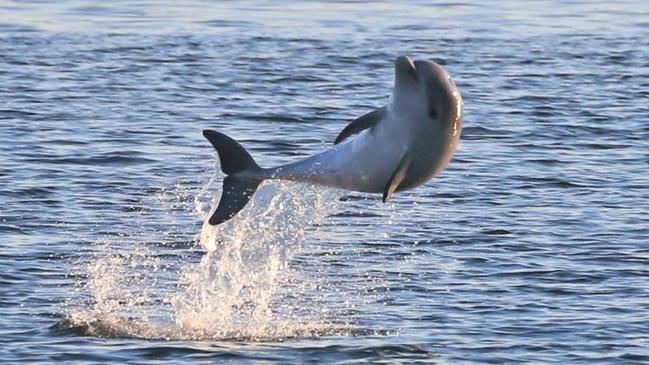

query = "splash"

[62,179,366,341]
[170,182,342,340]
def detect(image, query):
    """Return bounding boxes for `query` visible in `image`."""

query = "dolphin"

[203,56,463,225]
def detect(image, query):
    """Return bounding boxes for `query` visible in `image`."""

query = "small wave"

[338,194,371,202]
[10,186,56,198]
[330,211,384,218]
[52,314,375,342]
[482,228,512,235]
[0,225,28,234]
[25,154,155,166]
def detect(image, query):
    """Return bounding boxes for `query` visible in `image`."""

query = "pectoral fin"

[334,106,386,145]
[383,152,412,202]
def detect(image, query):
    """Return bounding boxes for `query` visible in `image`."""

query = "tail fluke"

[209,175,261,225]
[203,130,263,225]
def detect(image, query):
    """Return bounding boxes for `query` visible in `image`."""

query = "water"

[1,0,649,363]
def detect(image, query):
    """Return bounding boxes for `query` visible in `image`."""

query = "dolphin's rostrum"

[203,56,464,225]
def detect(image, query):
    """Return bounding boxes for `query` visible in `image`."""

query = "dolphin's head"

[392,56,463,139]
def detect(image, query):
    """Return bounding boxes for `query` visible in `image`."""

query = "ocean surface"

[1,0,649,363]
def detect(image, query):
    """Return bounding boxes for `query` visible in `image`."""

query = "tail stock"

[203,129,263,225]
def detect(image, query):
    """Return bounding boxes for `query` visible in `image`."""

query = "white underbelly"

[267,128,406,193]
[333,133,400,192]
[315,128,406,192]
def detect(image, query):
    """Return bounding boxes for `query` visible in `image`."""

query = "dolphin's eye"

[428,106,438,119]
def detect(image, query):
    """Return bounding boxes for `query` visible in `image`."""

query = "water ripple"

[1,1,649,364]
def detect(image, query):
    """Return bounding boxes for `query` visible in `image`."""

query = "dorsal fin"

[383,152,412,203]
[334,106,386,145]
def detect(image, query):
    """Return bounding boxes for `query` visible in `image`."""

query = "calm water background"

[1,0,649,363]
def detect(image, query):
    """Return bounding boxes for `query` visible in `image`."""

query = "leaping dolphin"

[203,56,463,225]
